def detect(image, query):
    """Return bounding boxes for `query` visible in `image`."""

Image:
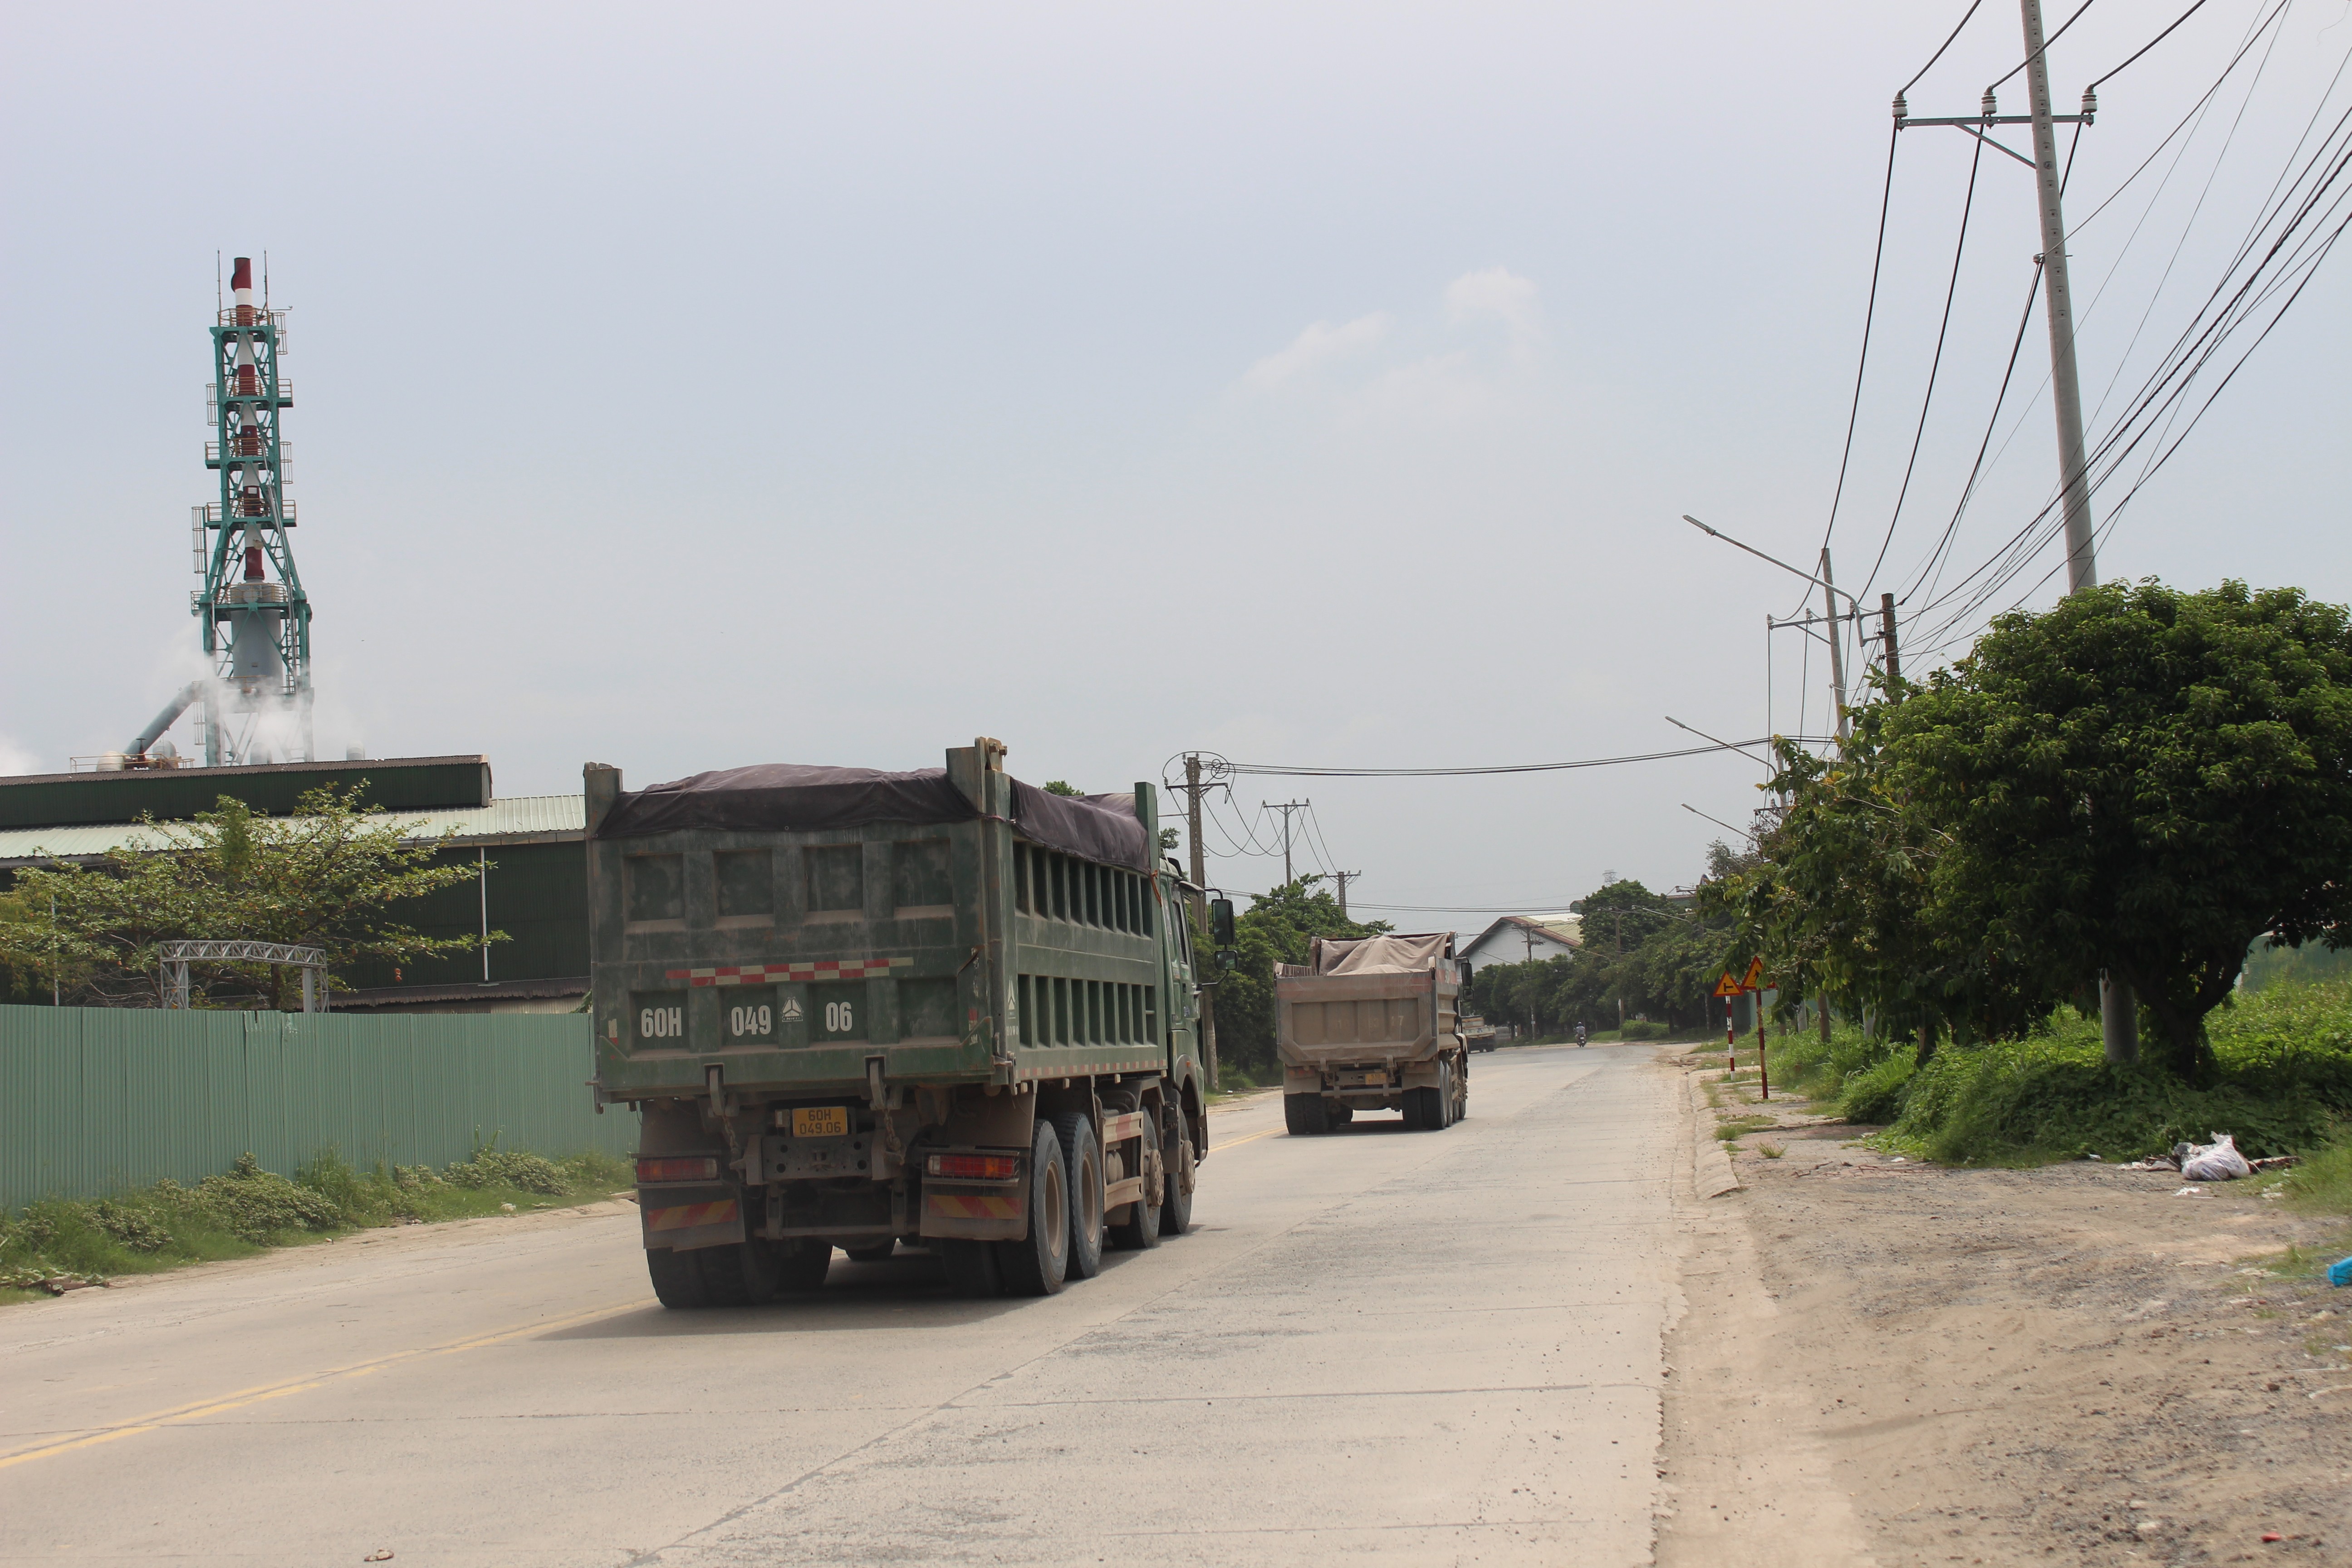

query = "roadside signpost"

[1715,964,1772,1100]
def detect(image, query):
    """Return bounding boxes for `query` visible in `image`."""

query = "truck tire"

[936,1238,1001,1298]
[1400,1088,1428,1131]
[772,1239,832,1293]
[1451,1056,1470,1124]
[1436,1059,1457,1130]
[1158,1120,1195,1238]
[1109,1107,1164,1251]
[1053,1112,1105,1281]
[995,1118,1069,1297]
[1328,1103,1354,1127]
[647,1246,711,1309]
[1284,1093,1328,1136]
[699,1242,761,1306]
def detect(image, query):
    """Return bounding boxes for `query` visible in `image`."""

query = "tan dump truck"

[1276,933,1468,1135]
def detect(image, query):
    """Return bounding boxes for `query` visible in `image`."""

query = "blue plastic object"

[2330,1255,2352,1289]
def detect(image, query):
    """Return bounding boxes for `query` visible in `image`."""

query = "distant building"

[0,755,586,1014]
[1460,913,1582,972]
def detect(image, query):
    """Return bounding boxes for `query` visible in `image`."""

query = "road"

[0,1044,1679,1567]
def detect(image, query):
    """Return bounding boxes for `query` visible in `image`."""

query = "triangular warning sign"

[1743,957,1765,990]
[1712,973,1742,997]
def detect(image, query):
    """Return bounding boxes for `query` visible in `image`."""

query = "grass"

[1752,981,2352,1188]
[0,1143,634,1306]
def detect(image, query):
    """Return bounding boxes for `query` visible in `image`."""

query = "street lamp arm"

[1681,515,1862,611]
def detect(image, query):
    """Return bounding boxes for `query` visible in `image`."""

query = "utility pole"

[1895,4,2117,1058]
[1179,753,1220,1090]
[1333,869,1362,921]
[1820,548,1851,740]
[1880,592,1902,690]
[1264,800,1309,888]
[2022,0,2135,1064]
[2020,0,2099,595]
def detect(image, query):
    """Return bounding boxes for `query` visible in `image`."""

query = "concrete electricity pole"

[1820,548,1852,740]
[1180,753,1220,1090]
[1333,869,1362,921]
[1880,593,1902,689]
[2015,0,2135,1064]
[1265,800,1309,887]
[2020,0,2100,596]
[1896,2,2122,1058]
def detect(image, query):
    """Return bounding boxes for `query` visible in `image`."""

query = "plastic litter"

[2178,1134,2253,1182]
[2328,1256,2352,1289]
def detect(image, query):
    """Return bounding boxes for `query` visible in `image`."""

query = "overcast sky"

[4,0,2347,930]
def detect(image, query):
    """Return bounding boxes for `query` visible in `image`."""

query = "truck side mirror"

[1209,897,1235,948]
[1458,960,1473,989]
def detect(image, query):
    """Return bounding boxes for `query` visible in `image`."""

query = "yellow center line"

[1210,1127,1281,1154]
[0,1295,650,1471]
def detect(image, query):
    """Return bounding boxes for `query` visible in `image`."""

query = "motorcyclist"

[1574,1021,1588,1048]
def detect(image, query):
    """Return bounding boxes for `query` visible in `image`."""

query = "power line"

[1821,122,1904,557]
[1986,0,2099,93]
[1904,262,2043,605]
[2088,0,2218,92]
[1862,129,1989,598]
[1199,738,1830,779]
[1905,0,1993,96]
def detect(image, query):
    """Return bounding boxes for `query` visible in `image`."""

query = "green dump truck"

[584,740,1207,1307]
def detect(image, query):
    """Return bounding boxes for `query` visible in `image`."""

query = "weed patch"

[1,1144,632,1302]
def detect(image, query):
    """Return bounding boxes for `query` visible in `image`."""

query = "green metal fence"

[0,1005,636,1210]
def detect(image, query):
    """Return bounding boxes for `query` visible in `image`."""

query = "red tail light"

[637,1156,718,1183]
[926,1152,1020,1181]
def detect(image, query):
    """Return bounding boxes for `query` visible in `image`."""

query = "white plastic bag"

[2180,1133,2252,1182]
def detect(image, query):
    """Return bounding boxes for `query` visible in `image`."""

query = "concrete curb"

[1690,1073,1743,1198]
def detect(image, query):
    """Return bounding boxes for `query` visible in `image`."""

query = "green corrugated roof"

[0,794,585,868]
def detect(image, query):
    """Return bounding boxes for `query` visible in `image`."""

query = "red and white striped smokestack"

[231,256,255,324]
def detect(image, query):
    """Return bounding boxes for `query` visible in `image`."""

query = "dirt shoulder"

[1656,1049,2352,1567]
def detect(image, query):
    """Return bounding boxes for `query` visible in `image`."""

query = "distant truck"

[1461,1013,1498,1052]
[1275,934,1469,1134]
[585,740,1209,1307]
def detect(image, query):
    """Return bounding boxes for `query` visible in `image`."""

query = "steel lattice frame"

[159,939,328,1013]
[197,262,312,765]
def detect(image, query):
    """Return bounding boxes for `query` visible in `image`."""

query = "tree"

[1041,780,1081,796]
[1205,877,1391,1071]
[1736,580,2352,1080]
[1880,580,2352,1078]
[2,787,501,1008]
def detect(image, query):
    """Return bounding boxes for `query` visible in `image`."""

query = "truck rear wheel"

[771,1239,832,1293]
[1284,1093,1329,1136]
[936,1239,1001,1298]
[1158,1120,1195,1238]
[1053,1112,1105,1281]
[647,1246,711,1309]
[995,1118,1069,1296]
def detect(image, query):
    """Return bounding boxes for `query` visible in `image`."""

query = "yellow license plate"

[793,1106,849,1139]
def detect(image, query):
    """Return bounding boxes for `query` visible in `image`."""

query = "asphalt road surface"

[0,1043,1677,1567]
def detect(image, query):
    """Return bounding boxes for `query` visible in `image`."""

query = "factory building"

[0,756,588,1014]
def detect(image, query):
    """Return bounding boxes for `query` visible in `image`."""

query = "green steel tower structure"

[195,255,311,765]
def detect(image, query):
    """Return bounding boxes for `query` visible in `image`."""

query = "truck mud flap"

[640,1185,747,1253]
[921,1189,1026,1241]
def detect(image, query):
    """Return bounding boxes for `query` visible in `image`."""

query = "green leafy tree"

[2,786,501,1009]
[1881,580,2352,1078]
[1206,877,1391,1071]
[1041,780,1080,796]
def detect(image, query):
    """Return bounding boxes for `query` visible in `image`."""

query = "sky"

[3,0,2347,931]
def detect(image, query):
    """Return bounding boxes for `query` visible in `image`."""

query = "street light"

[1681,514,1857,740]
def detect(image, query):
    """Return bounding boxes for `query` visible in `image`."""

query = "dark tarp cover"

[596,764,1149,870]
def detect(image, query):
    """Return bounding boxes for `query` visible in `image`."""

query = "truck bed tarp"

[1308,932,1453,975]
[595,764,1149,870]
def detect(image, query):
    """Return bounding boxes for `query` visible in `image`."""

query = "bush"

[1838,1053,1916,1125]
[1880,981,2352,1164]
[1620,1020,1665,1040]
[444,1147,568,1195]
[192,1153,347,1241]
